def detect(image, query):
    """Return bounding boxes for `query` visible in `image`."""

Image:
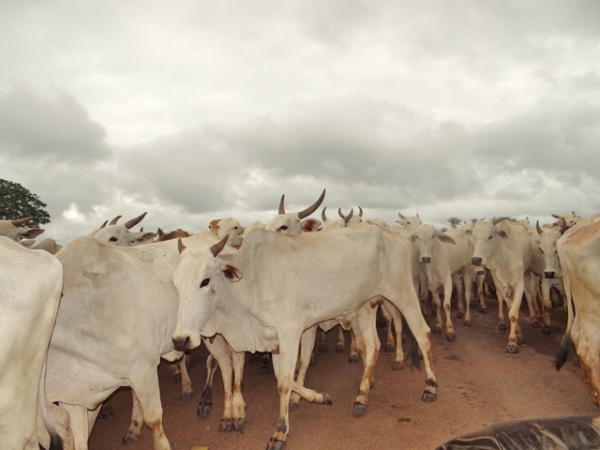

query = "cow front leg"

[430,288,444,334]
[540,279,553,335]
[197,354,218,417]
[442,276,456,341]
[122,391,143,444]
[380,302,396,352]
[231,348,247,431]
[452,273,466,320]
[524,272,542,328]
[351,304,381,415]
[318,328,328,352]
[290,325,318,410]
[348,327,360,363]
[335,325,345,353]
[506,282,525,354]
[382,301,405,370]
[131,372,171,450]
[178,355,193,400]
[268,336,303,450]
[58,403,90,450]
[462,271,473,326]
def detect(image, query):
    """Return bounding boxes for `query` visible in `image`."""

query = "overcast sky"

[1,0,599,244]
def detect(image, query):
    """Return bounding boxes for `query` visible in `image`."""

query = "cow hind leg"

[380,303,396,352]
[122,391,143,444]
[348,328,360,364]
[382,301,405,370]
[290,325,321,410]
[335,325,345,353]
[58,403,90,450]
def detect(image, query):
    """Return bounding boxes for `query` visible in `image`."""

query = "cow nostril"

[172,336,190,351]
[544,271,555,279]
[471,257,482,266]
[421,256,431,264]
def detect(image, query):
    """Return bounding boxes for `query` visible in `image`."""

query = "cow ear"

[20,228,45,239]
[498,230,508,239]
[137,232,157,243]
[437,234,456,244]
[222,264,243,282]
[301,218,322,232]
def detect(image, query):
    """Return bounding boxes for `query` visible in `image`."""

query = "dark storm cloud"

[0,85,111,163]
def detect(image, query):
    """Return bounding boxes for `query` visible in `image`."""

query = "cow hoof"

[335,344,345,353]
[506,344,518,354]
[122,431,140,445]
[498,323,507,332]
[266,438,286,450]
[370,380,376,389]
[349,355,360,364]
[542,327,551,336]
[288,402,298,411]
[421,391,437,403]
[181,391,194,401]
[480,306,488,313]
[310,355,317,366]
[392,361,404,371]
[322,393,333,405]
[99,403,114,419]
[384,344,396,352]
[197,402,212,417]
[531,321,541,329]
[353,402,368,416]
[174,373,182,383]
[456,311,464,319]
[235,418,246,432]
[463,319,471,327]
[446,333,456,342]
[516,336,525,345]
[220,418,236,433]
[319,343,328,353]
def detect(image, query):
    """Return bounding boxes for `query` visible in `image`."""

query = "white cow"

[0,217,45,241]
[555,212,600,405]
[552,211,588,228]
[0,237,65,449]
[92,212,156,246]
[411,224,475,341]
[208,218,244,248]
[43,232,247,450]
[172,225,437,449]
[469,218,539,353]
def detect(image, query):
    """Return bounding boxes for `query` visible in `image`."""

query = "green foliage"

[0,179,51,227]
[447,216,463,229]
[440,227,448,232]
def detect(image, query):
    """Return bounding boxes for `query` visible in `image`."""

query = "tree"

[447,216,463,229]
[0,179,51,227]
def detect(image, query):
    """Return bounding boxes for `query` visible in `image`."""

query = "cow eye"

[488,235,493,240]
[234,226,238,229]
[109,237,118,242]
[200,278,210,288]
[279,225,288,231]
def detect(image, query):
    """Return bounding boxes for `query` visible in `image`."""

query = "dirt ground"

[88,298,598,450]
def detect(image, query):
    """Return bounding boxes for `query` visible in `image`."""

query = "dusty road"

[89,299,598,450]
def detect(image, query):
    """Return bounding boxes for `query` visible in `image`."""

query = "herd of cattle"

[1,188,599,450]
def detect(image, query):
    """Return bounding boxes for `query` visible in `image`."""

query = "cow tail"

[555,333,573,371]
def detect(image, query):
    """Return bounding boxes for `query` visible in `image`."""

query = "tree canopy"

[0,179,51,227]
[447,216,463,229]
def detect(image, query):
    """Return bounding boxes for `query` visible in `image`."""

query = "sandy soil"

[88,298,598,450]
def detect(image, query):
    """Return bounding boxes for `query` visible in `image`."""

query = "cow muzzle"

[544,271,555,279]
[172,336,190,352]
[471,256,482,266]
[420,256,431,264]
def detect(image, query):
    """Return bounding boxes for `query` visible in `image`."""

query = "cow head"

[265,189,326,234]
[208,218,244,248]
[536,220,567,279]
[0,217,45,242]
[469,218,508,272]
[396,212,422,232]
[410,224,456,264]
[172,235,242,351]
[93,212,157,246]
[338,207,362,226]
[320,207,345,231]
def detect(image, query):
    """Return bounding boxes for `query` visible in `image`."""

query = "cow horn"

[99,220,108,229]
[398,212,405,220]
[358,206,363,217]
[322,207,328,222]
[536,220,543,236]
[109,215,122,225]
[551,214,559,219]
[338,208,346,219]
[344,208,354,224]
[298,189,326,220]
[11,216,32,226]
[471,218,478,224]
[125,212,147,229]
[491,217,507,226]
[278,195,286,215]
[417,213,420,218]
[177,238,187,254]
[211,235,229,257]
